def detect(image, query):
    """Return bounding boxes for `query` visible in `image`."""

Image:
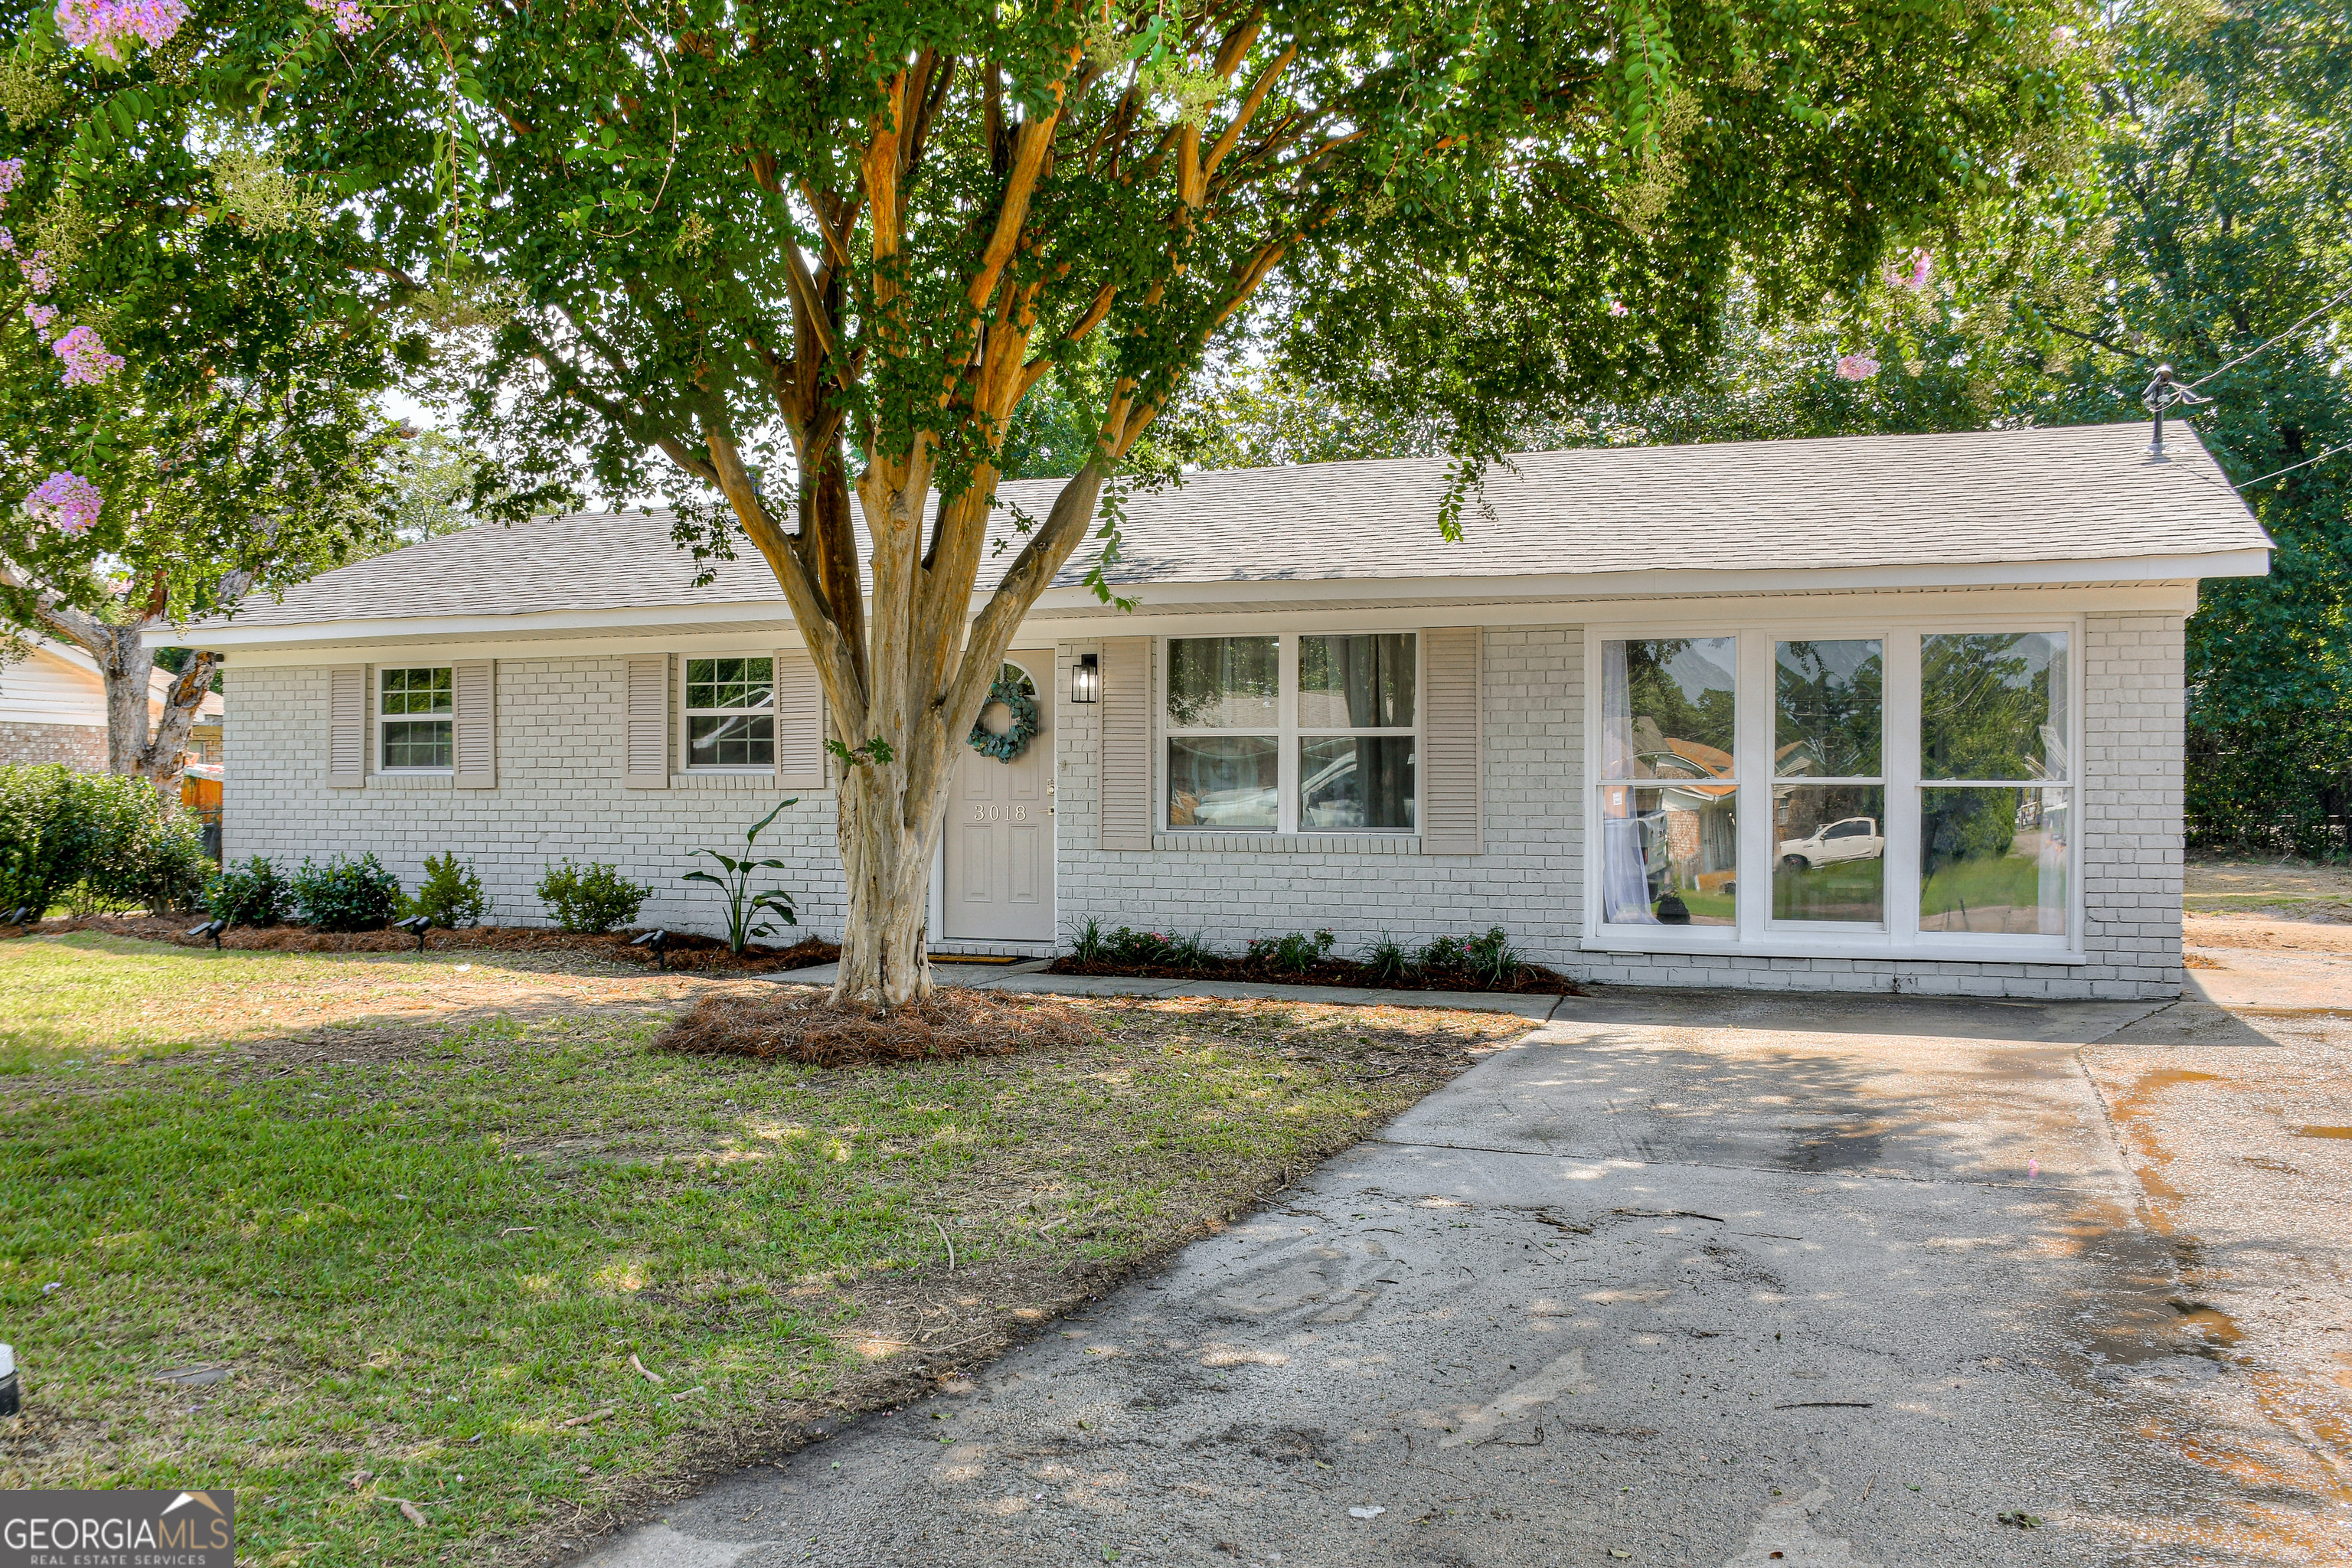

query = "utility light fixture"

[631,928,671,970]
[1071,652,1099,704]
[394,914,433,952]
[186,917,228,949]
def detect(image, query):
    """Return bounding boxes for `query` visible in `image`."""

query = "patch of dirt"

[2185,915,2352,956]
[655,986,1093,1066]
[1047,954,1583,995]
[5,914,838,973]
[2186,857,2352,922]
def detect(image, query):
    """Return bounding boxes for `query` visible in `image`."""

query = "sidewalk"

[766,959,1571,1020]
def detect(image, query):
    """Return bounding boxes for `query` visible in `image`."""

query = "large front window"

[380,666,452,769]
[1166,634,1418,832]
[1592,626,2076,952]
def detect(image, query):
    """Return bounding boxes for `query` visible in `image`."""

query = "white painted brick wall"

[229,612,2184,999]
[1054,615,2185,1001]
[224,659,843,939]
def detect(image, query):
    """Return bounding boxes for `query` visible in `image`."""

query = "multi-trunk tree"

[238,0,2084,1003]
[0,1,403,793]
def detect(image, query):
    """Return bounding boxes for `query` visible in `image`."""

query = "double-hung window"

[380,667,452,769]
[1591,623,2076,954]
[684,657,776,769]
[1165,633,1419,833]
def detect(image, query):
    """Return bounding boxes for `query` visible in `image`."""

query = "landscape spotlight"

[394,914,433,952]
[629,928,671,971]
[186,917,228,949]
[5,906,32,927]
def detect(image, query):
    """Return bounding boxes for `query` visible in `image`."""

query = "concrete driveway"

[580,989,2333,1567]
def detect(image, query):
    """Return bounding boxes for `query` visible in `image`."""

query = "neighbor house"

[0,635,225,772]
[161,423,2269,1000]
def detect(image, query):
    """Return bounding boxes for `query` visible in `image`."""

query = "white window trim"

[1581,614,2085,964]
[377,663,454,775]
[679,653,779,774]
[1156,632,1423,836]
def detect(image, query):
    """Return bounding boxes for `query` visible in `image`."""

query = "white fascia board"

[144,598,802,654]
[1015,549,2269,620]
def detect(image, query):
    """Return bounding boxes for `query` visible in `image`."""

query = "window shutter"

[1419,627,1483,854]
[452,659,496,789]
[1098,637,1152,851]
[774,648,828,790]
[328,665,366,788]
[624,654,670,789]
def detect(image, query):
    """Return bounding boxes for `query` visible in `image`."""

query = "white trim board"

[180,582,2204,667]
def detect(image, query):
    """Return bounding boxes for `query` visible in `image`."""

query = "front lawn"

[0,934,1520,1566]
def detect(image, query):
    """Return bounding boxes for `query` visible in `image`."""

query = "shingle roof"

[199,421,2265,633]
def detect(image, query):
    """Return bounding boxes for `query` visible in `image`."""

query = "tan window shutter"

[773,648,828,790]
[1098,636,1152,851]
[328,665,366,788]
[1419,627,1483,854]
[624,654,670,789]
[452,660,496,789]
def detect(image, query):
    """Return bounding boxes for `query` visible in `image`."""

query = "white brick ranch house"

[168,423,2269,1001]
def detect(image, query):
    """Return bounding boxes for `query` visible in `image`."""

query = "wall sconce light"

[1071,652,1099,704]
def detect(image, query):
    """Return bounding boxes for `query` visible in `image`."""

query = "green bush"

[1360,933,1412,985]
[538,860,649,935]
[1245,929,1335,974]
[292,853,403,932]
[407,853,490,927]
[204,856,292,926]
[0,764,211,916]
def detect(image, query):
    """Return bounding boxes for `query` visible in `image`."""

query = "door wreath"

[966,669,1040,763]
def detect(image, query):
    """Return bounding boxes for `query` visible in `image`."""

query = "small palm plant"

[684,799,801,955]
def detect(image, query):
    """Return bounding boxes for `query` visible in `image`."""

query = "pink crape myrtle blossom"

[1607,299,1630,318]
[16,250,57,294]
[0,159,21,201]
[53,323,125,386]
[306,0,374,35]
[1834,354,1881,382]
[54,0,189,60]
[24,301,58,334]
[1885,247,1933,291]
[24,471,103,535]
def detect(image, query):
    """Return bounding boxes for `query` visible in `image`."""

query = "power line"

[2236,441,2351,493]
[2184,284,2352,391]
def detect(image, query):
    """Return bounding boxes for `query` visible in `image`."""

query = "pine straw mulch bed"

[1047,952,1584,995]
[2,914,838,973]
[656,986,1089,1067]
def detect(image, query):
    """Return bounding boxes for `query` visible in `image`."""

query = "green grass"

[0,934,1496,1565]
[1920,853,2050,922]
[1773,858,1884,923]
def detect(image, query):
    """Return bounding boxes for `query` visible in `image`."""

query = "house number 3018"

[972,805,1027,822]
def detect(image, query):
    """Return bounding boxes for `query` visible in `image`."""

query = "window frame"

[678,654,779,773]
[1158,632,1424,836]
[1583,616,2084,962]
[377,665,454,773]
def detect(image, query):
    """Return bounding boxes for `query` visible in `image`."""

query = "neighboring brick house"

[164,423,2269,1000]
[0,635,224,772]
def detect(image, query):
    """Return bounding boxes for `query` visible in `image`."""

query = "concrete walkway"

[583,986,2324,1567]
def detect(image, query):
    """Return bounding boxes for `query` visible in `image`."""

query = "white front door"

[943,655,1055,943]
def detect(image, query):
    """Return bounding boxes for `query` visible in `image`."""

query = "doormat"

[927,953,1031,965]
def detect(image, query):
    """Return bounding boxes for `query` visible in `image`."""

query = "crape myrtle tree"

[0,2,405,794]
[243,0,2084,1004]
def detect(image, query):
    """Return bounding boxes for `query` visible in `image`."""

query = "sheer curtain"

[1599,642,1660,923]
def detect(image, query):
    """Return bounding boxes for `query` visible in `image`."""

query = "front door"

[943,655,1054,943]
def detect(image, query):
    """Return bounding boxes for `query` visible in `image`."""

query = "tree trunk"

[29,602,216,800]
[831,753,952,1006]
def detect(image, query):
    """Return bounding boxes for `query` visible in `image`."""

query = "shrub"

[539,860,650,935]
[204,856,293,926]
[1069,915,1109,962]
[1360,933,1412,986]
[1161,931,1218,969]
[0,765,210,916]
[683,802,800,954]
[292,853,403,932]
[1246,928,1334,974]
[1413,934,1468,972]
[1462,926,1527,987]
[408,852,490,927]
[1102,926,1174,965]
